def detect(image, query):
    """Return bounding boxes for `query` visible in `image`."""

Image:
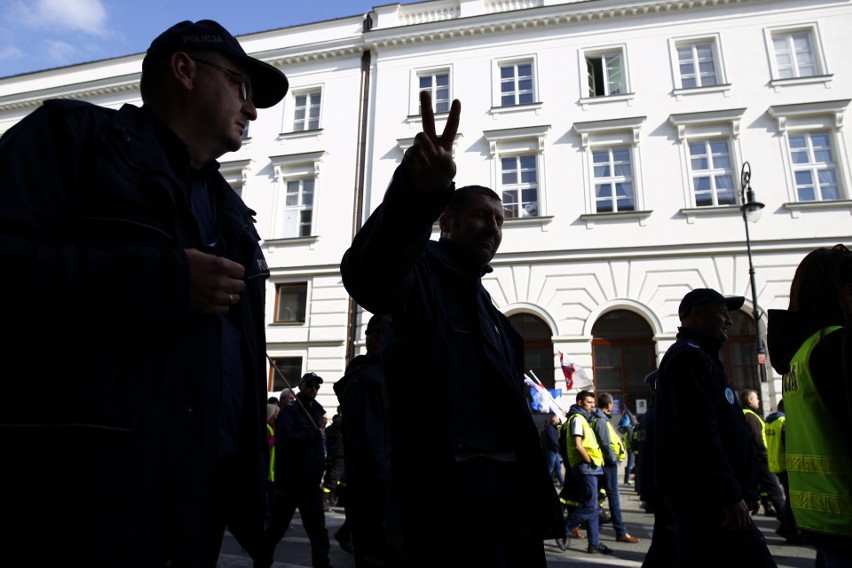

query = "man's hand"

[403,90,461,196]
[185,248,246,315]
[721,499,752,531]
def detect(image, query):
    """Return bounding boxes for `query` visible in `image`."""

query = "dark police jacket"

[340,164,564,539]
[0,100,269,560]
[653,327,759,529]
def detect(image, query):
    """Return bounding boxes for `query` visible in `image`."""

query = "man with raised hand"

[341,91,564,567]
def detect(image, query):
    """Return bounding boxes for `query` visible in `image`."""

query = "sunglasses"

[190,56,251,102]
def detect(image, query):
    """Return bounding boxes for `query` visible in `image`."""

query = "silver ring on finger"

[227,293,233,305]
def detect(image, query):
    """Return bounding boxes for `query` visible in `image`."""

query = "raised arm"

[340,91,461,314]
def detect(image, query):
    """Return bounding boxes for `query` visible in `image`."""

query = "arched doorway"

[509,313,554,388]
[591,310,656,416]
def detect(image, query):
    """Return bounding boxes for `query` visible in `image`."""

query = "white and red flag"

[558,352,594,391]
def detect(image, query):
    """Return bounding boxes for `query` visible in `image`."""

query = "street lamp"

[740,162,767,382]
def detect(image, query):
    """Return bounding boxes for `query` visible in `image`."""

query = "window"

[499,61,534,106]
[573,117,646,222]
[789,132,840,201]
[593,147,634,213]
[668,108,745,218]
[768,100,849,206]
[772,30,818,79]
[676,41,719,88]
[586,49,626,97]
[270,151,326,240]
[482,125,550,221]
[500,154,538,218]
[688,139,736,206]
[282,178,314,237]
[419,70,450,113]
[219,159,252,199]
[293,90,321,131]
[275,282,307,323]
[270,356,303,393]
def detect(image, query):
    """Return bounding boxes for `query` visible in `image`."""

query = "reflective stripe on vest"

[765,415,786,473]
[784,326,852,536]
[267,423,276,482]
[565,414,604,468]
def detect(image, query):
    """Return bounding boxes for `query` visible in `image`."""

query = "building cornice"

[366,0,760,49]
[0,73,139,113]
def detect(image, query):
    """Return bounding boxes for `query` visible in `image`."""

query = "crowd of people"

[2,14,847,568]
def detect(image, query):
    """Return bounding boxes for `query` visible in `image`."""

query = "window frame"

[491,56,538,109]
[482,125,550,223]
[768,100,851,208]
[269,151,327,241]
[499,153,540,219]
[219,159,253,200]
[669,34,727,92]
[292,88,322,132]
[668,108,746,221]
[579,45,630,100]
[274,281,308,324]
[412,66,452,116]
[572,117,647,226]
[764,24,829,84]
[268,356,304,393]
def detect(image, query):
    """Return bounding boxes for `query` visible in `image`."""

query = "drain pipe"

[345,14,374,365]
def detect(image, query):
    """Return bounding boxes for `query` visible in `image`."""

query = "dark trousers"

[564,468,601,546]
[757,459,785,516]
[258,481,331,568]
[673,515,777,567]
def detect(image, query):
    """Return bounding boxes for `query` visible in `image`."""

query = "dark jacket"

[340,165,564,539]
[0,100,269,560]
[275,393,328,486]
[652,327,759,528]
[541,421,560,455]
[334,351,392,488]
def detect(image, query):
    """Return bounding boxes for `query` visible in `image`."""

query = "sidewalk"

[217,483,820,567]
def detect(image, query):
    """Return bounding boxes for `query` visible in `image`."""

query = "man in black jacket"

[334,314,403,566]
[0,20,288,567]
[652,288,776,567]
[340,91,564,567]
[259,373,333,568]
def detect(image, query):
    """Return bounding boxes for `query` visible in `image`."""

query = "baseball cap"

[678,288,745,318]
[365,314,383,336]
[142,19,289,108]
[299,372,323,386]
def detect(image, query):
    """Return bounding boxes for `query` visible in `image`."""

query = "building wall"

[0,0,849,412]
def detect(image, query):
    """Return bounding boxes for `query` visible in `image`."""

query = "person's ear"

[170,52,196,93]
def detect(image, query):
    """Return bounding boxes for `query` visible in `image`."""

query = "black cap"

[299,372,323,386]
[142,19,288,108]
[678,288,745,318]
[365,314,383,336]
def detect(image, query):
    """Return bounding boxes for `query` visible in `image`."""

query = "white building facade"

[1,0,850,416]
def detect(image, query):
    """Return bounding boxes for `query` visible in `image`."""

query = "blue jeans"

[545,451,564,485]
[600,463,627,536]
[623,450,635,484]
[564,466,601,546]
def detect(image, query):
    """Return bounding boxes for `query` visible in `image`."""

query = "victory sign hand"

[403,90,461,196]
